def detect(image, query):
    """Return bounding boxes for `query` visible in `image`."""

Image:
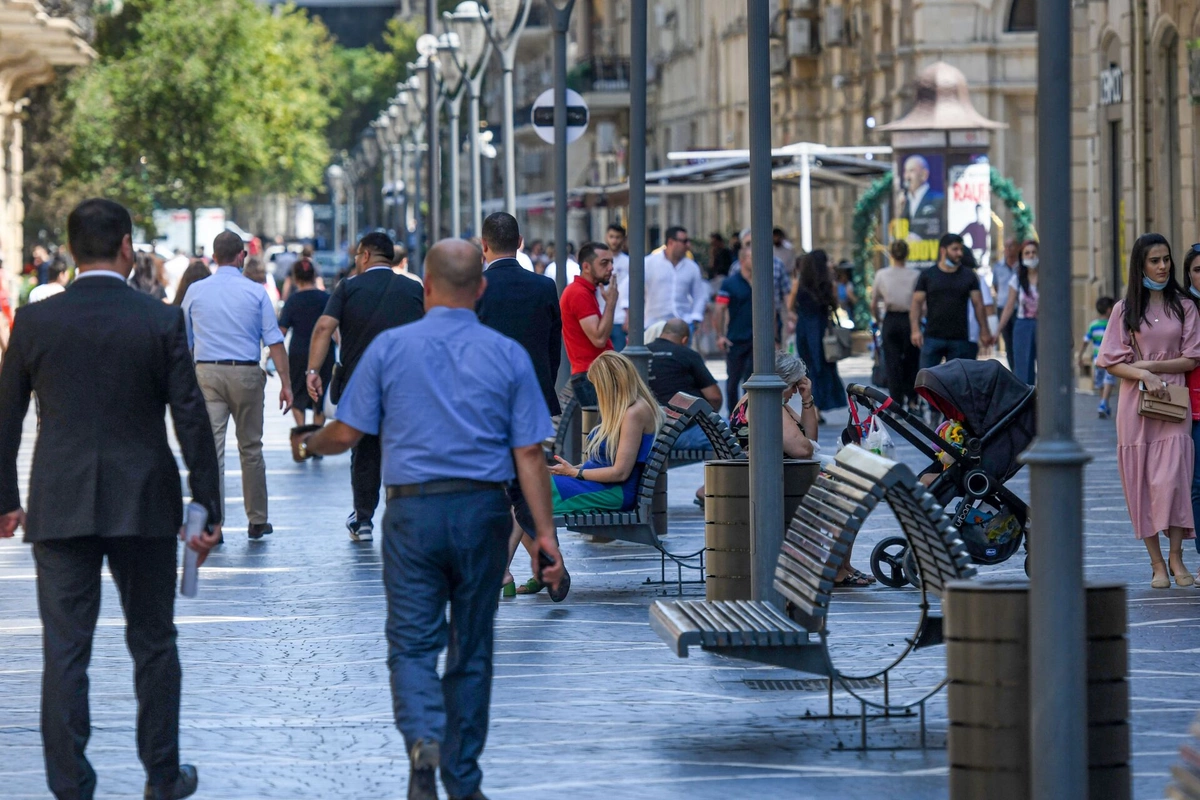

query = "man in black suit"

[476,212,570,599]
[0,199,223,800]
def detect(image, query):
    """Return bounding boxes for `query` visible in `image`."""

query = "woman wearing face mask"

[1182,244,1200,557]
[997,240,1040,384]
[1097,233,1200,588]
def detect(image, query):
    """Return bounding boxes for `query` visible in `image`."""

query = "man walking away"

[307,232,424,542]
[560,242,617,406]
[293,239,564,800]
[0,198,223,800]
[993,239,1020,369]
[716,231,756,408]
[910,232,993,370]
[643,226,707,332]
[182,230,291,541]
[605,224,630,351]
[28,259,70,303]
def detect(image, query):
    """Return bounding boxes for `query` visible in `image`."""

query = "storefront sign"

[1099,65,1123,106]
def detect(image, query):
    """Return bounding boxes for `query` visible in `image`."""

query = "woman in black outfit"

[278,258,333,427]
[787,249,847,412]
[872,240,922,410]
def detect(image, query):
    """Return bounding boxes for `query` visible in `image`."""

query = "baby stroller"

[842,359,1037,587]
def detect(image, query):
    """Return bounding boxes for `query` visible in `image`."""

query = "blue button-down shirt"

[335,306,554,485]
[181,266,284,361]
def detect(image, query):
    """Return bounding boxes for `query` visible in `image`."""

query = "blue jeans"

[382,489,511,797]
[1193,421,1200,554]
[1012,318,1038,385]
[919,337,976,370]
[610,325,627,353]
[674,421,716,451]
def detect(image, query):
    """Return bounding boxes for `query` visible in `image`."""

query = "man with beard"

[560,241,617,407]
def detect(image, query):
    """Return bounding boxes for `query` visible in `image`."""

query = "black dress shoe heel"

[144,764,198,800]
[408,739,440,800]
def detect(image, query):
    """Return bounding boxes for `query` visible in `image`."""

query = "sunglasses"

[673,237,690,244]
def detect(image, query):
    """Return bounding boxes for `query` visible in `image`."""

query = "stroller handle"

[847,384,892,405]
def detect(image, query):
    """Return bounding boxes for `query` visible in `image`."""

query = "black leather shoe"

[144,765,198,800]
[450,792,490,800]
[548,569,571,603]
[248,522,273,540]
[408,739,440,800]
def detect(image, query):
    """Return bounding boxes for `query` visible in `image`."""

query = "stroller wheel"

[1023,554,1031,577]
[871,536,910,588]
[903,549,922,589]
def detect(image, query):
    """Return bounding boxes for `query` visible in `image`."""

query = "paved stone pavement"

[0,357,1197,799]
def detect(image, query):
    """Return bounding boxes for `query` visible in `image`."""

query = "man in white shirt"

[606,223,630,351]
[27,261,69,303]
[643,226,708,334]
[543,256,580,284]
[163,248,190,301]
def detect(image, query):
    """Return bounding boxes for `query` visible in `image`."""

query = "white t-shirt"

[1007,275,1039,320]
[27,283,66,304]
[967,274,993,344]
[543,259,580,284]
[516,250,534,271]
[610,251,629,323]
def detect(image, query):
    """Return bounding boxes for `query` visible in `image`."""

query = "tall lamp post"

[438,32,467,238]
[373,115,395,236]
[407,60,432,270]
[623,0,649,378]
[548,0,576,392]
[1026,0,1088,796]
[388,102,405,234]
[400,81,426,264]
[445,1,493,237]
[325,163,345,258]
[481,0,533,217]
[359,126,381,229]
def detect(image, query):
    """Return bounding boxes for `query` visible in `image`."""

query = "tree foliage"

[27,0,345,236]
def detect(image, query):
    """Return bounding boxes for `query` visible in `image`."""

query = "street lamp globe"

[484,0,528,43]
[360,126,380,169]
[437,32,464,94]
[445,1,489,75]
[325,163,345,190]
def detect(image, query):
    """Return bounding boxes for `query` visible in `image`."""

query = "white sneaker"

[346,513,373,543]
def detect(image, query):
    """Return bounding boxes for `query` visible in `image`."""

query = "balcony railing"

[568,56,631,93]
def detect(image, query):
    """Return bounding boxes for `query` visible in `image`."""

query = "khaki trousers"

[196,364,268,526]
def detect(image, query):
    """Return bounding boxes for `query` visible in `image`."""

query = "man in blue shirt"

[294,239,564,800]
[716,231,757,409]
[182,231,291,540]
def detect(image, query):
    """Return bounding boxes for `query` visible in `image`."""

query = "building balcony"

[567,56,631,112]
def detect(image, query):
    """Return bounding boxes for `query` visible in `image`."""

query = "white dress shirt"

[643,251,708,326]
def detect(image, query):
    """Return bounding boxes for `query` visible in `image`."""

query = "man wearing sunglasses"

[643,226,708,335]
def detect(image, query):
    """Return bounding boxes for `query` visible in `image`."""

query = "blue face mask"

[1190,285,1200,300]
[1143,276,1169,292]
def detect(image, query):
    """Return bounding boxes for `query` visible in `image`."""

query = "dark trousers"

[725,339,753,410]
[382,489,511,797]
[351,433,383,523]
[881,311,920,406]
[919,337,976,371]
[569,372,598,407]
[1001,311,1017,370]
[33,537,180,800]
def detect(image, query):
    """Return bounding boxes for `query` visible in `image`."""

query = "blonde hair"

[585,351,664,461]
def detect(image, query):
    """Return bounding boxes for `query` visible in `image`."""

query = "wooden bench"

[663,392,743,467]
[649,444,977,747]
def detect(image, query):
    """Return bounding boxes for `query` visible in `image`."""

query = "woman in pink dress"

[1097,233,1200,588]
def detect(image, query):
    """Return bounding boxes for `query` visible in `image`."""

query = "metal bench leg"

[860,700,868,751]
[919,700,927,750]
[883,670,890,717]
[827,678,834,717]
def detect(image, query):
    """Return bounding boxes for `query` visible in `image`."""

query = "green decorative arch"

[848,167,1036,329]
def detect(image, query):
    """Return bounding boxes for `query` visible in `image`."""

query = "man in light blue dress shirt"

[294,239,564,800]
[181,231,291,540]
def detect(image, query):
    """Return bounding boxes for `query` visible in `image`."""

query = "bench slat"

[821,463,881,494]
[682,601,732,647]
[784,526,848,568]
[774,586,827,632]
[774,563,830,611]
[730,600,789,646]
[804,483,869,517]
[649,601,704,657]
[779,539,840,583]
[736,600,809,643]
[716,602,773,646]
[704,602,751,646]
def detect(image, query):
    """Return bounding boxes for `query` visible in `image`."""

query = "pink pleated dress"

[1096,298,1200,539]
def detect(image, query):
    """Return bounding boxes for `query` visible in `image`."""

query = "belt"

[884,309,911,315]
[386,479,505,500]
[196,360,260,367]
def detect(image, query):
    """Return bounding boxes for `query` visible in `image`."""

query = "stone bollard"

[944,581,1130,800]
[703,459,819,601]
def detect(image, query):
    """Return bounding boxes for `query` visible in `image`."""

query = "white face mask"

[1025,257,1039,270]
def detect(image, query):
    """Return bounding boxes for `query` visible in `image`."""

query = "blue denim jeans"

[610,324,627,353]
[382,489,511,797]
[674,421,716,451]
[1193,421,1200,553]
[919,337,976,371]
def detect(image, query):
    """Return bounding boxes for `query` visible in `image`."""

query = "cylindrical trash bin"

[944,581,1130,800]
[581,406,600,455]
[703,459,820,601]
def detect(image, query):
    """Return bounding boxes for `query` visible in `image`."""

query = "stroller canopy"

[916,359,1036,482]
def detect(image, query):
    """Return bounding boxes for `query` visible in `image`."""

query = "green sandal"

[516,577,545,595]
[501,580,517,598]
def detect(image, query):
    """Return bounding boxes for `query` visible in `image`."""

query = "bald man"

[293,240,564,800]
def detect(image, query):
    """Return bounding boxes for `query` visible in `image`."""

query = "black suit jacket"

[0,276,222,541]
[477,258,562,415]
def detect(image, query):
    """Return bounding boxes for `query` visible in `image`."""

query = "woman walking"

[873,240,921,409]
[788,250,847,412]
[278,258,333,428]
[1097,233,1200,588]
[997,240,1040,384]
[128,251,167,301]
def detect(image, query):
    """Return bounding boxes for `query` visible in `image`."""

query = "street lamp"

[325,163,345,258]
[438,31,467,237]
[388,102,405,234]
[445,1,492,237]
[480,0,533,217]
[360,126,380,229]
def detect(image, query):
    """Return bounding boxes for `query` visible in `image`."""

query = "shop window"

[1007,0,1035,33]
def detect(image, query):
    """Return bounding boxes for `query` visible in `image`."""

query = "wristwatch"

[299,437,312,459]
[306,369,319,376]
[576,468,585,480]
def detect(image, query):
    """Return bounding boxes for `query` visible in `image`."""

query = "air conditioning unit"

[823,4,845,47]
[788,17,814,57]
[769,40,787,74]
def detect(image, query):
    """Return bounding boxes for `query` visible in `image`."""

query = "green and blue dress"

[551,433,655,513]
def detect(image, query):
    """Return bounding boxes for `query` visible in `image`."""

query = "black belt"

[387,479,505,500]
[196,360,260,367]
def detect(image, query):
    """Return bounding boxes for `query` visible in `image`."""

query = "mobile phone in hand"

[536,549,556,580]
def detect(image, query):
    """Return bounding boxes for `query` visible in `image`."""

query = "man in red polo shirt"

[561,241,617,405]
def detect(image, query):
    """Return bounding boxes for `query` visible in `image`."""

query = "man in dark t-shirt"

[716,238,755,408]
[910,232,991,370]
[307,232,425,543]
[648,319,722,451]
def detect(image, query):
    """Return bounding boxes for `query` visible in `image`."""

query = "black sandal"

[835,572,872,588]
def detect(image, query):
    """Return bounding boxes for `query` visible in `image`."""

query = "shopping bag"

[864,415,894,458]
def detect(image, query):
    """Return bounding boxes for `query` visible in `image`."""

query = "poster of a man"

[948,159,992,269]
[961,204,990,258]
[899,154,945,241]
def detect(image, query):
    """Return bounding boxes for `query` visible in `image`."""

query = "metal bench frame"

[649,445,977,749]
[662,392,744,467]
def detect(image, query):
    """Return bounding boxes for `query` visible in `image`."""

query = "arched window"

[1007,0,1036,33]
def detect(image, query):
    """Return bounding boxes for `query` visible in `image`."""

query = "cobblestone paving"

[0,361,1196,799]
